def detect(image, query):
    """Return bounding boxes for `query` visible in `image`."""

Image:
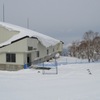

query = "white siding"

[16,53,24,65]
[0,26,19,44]
[27,38,38,50]
[0,38,27,53]
[0,53,6,64]
[37,43,47,58]
[0,53,24,65]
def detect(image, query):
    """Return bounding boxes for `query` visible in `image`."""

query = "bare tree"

[78,41,87,59]
[83,31,93,62]
[93,35,100,61]
[68,41,80,57]
[83,31,99,62]
[67,30,100,62]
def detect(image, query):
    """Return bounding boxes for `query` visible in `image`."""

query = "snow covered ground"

[0,57,100,100]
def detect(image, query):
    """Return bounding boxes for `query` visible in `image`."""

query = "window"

[6,53,16,62]
[47,49,49,55]
[37,51,39,57]
[28,46,37,51]
[28,46,33,51]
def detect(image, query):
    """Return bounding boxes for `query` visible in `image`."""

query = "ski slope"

[0,57,100,100]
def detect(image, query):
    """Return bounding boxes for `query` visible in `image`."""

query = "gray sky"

[0,0,100,46]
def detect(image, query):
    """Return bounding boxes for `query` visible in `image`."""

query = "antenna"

[27,18,29,29]
[3,3,5,22]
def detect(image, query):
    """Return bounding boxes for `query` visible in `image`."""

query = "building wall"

[0,38,27,67]
[0,26,19,43]
[36,42,57,62]
[0,52,24,71]
[0,52,24,65]
[0,38,27,52]
[0,38,39,65]
[25,40,56,64]
[37,42,47,58]
[27,38,38,50]
[16,53,24,65]
[0,53,5,64]
[59,42,63,52]
[0,38,63,65]
[54,42,63,53]
[37,42,63,59]
[26,38,39,64]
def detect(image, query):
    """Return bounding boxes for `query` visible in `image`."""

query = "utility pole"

[27,18,29,29]
[3,3,5,22]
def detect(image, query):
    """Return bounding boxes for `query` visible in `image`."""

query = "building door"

[27,53,31,66]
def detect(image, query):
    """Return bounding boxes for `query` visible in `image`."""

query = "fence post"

[42,62,45,74]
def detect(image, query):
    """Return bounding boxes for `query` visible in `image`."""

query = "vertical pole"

[55,58,58,74]
[3,3,5,22]
[42,62,45,74]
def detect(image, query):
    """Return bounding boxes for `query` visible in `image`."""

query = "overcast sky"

[0,0,100,46]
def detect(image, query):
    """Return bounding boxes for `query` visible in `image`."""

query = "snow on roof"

[0,22,60,47]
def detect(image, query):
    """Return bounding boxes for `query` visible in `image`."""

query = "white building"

[0,22,63,71]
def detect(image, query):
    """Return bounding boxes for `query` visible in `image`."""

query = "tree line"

[68,31,100,62]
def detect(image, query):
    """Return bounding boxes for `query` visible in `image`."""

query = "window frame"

[6,53,16,63]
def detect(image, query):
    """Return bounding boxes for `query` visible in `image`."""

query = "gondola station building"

[0,22,63,71]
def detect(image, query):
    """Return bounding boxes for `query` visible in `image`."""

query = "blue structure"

[24,64,29,69]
